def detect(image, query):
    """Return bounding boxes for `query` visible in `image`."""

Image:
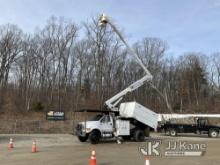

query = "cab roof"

[75,109,119,114]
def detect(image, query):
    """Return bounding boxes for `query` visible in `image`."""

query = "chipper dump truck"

[75,14,158,144]
[75,102,158,144]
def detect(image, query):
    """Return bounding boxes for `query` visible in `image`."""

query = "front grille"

[75,124,84,135]
[76,124,82,130]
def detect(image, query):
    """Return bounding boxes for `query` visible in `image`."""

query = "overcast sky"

[0,0,220,56]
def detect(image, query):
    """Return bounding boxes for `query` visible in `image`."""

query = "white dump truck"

[75,14,158,144]
[75,102,158,144]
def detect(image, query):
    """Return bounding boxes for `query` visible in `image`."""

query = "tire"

[144,127,150,137]
[89,130,101,144]
[134,129,145,142]
[169,129,177,136]
[209,129,219,138]
[78,135,88,142]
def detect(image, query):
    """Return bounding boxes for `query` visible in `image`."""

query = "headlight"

[86,128,91,132]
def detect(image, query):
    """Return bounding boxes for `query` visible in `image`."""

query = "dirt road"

[0,133,219,165]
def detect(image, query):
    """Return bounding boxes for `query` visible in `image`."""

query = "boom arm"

[99,14,153,110]
[105,75,152,109]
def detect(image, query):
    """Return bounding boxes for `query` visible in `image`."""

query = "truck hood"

[79,121,100,129]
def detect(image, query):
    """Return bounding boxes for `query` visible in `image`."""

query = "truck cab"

[197,118,220,137]
[75,113,115,144]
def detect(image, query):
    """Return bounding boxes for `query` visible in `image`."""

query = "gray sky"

[0,0,220,56]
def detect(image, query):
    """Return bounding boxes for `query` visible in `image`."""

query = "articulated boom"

[105,75,152,110]
[99,14,153,110]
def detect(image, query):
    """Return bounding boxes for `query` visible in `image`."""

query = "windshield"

[88,114,103,121]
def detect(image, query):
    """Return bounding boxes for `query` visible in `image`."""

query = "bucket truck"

[75,14,158,144]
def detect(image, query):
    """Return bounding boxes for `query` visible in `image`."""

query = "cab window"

[100,115,110,123]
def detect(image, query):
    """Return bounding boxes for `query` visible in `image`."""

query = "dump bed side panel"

[119,102,158,129]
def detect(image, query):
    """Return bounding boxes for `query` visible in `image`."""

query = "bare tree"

[0,24,23,107]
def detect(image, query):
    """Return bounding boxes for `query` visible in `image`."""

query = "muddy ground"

[0,133,219,165]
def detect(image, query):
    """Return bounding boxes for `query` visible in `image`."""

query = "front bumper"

[75,124,87,136]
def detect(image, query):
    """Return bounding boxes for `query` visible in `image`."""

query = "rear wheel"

[144,127,150,137]
[78,135,88,142]
[89,130,101,144]
[169,129,177,136]
[134,129,145,142]
[209,129,219,138]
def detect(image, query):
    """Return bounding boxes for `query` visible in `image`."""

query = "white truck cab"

[83,115,113,133]
[76,114,114,142]
[76,113,120,144]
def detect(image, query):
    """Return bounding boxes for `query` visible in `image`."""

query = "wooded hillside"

[0,16,220,115]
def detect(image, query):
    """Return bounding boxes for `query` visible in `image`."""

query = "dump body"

[119,102,158,130]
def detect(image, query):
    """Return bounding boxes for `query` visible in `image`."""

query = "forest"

[0,16,220,115]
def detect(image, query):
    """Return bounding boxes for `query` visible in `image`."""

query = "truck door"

[178,125,184,133]
[100,115,114,135]
[197,119,208,132]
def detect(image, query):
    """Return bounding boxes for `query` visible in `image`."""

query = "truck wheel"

[89,130,101,144]
[134,129,145,142]
[169,129,177,136]
[78,135,88,142]
[209,130,219,138]
[144,127,150,137]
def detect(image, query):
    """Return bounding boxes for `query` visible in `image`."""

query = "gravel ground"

[0,133,219,165]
